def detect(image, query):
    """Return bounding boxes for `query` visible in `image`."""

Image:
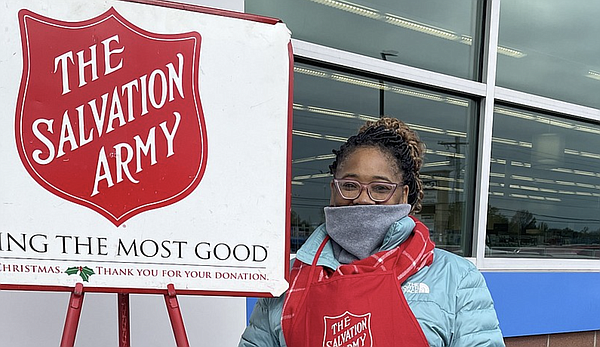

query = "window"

[487,106,600,259]
[497,1,600,109]
[291,63,477,255]
[247,0,482,80]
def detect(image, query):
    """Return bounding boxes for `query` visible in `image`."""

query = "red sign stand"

[59,283,190,347]
[60,283,85,347]
[165,284,190,347]
[118,293,131,347]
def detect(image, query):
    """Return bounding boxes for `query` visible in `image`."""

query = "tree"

[509,210,537,233]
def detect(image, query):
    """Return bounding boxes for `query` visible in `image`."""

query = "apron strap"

[287,235,331,321]
[311,235,331,266]
[308,235,330,279]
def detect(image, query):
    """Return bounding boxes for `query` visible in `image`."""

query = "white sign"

[0,0,292,296]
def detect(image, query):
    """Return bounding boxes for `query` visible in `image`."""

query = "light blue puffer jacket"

[239,217,505,347]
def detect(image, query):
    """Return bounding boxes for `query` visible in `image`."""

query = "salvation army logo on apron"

[323,311,373,347]
[15,8,207,226]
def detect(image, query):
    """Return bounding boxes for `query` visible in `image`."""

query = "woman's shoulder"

[432,248,477,271]
[408,248,485,295]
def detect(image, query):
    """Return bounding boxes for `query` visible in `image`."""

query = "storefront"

[246,0,600,344]
[2,0,599,346]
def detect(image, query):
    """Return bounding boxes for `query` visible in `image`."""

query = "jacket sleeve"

[238,297,285,347]
[449,267,505,347]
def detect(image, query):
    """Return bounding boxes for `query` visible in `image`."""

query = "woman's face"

[330,146,409,206]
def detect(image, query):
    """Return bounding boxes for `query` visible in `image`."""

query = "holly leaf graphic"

[65,267,79,276]
[80,267,95,282]
[65,266,95,282]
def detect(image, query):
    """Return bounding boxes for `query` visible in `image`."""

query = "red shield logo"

[323,311,373,347]
[16,8,207,226]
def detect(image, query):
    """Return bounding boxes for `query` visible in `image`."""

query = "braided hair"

[329,117,425,213]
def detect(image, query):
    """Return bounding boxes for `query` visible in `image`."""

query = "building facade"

[245,0,600,345]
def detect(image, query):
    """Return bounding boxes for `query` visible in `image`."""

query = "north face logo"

[402,282,430,294]
[16,8,207,226]
[323,311,373,347]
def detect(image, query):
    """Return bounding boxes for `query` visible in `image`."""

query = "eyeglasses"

[333,178,399,203]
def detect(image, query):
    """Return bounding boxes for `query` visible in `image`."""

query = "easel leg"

[60,283,85,347]
[118,293,131,347]
[164,284,190,347]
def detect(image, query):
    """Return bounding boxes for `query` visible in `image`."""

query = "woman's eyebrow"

[340,173,393,182]
[371,175,393,182]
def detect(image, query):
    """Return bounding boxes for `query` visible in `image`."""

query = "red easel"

[60,283,189,347]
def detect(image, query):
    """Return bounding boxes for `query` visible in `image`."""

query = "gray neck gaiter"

[324,204,411,264]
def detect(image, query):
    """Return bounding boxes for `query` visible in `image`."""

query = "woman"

[239,117,505,346]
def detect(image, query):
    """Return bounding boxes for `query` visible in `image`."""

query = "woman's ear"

[401,185,410,204]
[329,180,336,206]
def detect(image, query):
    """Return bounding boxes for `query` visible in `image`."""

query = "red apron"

[282,232,431,347]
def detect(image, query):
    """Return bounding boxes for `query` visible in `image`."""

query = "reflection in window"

[488,106,600,258]
[291,63,477,255]
[247,0,483,79]
[497,1,600,109]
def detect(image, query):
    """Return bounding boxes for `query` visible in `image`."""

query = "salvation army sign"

[0,0,292,296]
[16,8,207,226]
